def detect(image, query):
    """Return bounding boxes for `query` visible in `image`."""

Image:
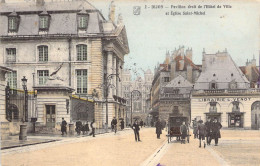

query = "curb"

[1,139,58,150]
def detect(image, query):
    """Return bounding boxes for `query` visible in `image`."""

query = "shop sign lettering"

[198,97,251,102]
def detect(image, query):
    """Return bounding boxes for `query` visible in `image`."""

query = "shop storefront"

[227,112,244,128]
[191,90,260,129]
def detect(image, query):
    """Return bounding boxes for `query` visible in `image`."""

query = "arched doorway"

[227,101,244,128]
[251,101,260,130]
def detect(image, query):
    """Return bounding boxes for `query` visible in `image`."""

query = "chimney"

[187,65,193,83]
[36,0,45,6]
[202,49,206,72]
[109,1,115,22]
[117,13,123,25]
[186,48,192,61]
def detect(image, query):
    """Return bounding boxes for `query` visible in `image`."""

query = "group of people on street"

[193,118,222,148]
[60,118,96,137]
[62,116,222,147]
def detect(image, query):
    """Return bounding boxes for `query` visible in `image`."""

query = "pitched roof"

[194,52,249,89]
[165,75,193,88]
[0,1,97,13]
[0,1,107,36]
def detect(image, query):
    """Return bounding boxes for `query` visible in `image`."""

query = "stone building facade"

[0,0,129,132]
[159,75,193,123]
[122,69,153,124]
[191,49,260,129]
[150,46,201,123]
[0,66,12,139]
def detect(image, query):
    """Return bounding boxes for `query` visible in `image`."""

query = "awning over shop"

[204,112,223,115]
[227,112,245,115]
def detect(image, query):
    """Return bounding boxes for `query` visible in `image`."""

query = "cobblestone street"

[1,128,260,166]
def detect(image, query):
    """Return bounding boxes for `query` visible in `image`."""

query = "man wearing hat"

[205,117,213,145]
[132,119,141,142]
[61,117,67,135]
[111,117,118,134]
[211,118,222,146]
[198,120,206,148]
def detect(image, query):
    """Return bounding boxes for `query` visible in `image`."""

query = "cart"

[167,116,190,143]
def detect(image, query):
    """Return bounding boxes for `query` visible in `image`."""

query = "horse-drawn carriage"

[167,116,190,143]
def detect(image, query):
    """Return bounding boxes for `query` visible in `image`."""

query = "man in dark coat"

[211,118,222,146]
[180,121,188,144]
[111,117,117,133]
[155,119,162,139]
[61,117,67,135]
[120,119,125,130]
[192,118,198,139]
[198,120,207,148]
[140,119,144,128]
[132,119,141,142]
[75,119,82,135]
[205,118,213,145]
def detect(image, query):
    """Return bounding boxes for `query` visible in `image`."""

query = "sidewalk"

[1,127,132,150]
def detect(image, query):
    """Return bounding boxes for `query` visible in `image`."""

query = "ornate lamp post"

[19,76,28,140]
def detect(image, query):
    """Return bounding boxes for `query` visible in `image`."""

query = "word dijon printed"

[168,11,206,16]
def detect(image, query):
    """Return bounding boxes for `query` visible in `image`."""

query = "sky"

[4,0,260,77]
[89,0,260,77]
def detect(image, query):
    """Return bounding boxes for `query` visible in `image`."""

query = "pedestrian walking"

[198,120,207,148]
[140,119,144,128]
[84,121,90,135]
[89,119,96,137]
[111,117,117,133]
[81,122,87,135]
[180,121,188,144]
[192,118,198,139]
[132,119,141,142]
[61,117,67,135]
[205,118,213,145]
[120,119,125,130]
[75,119,82,135]
[155,119,162,139]
[211,118,222,146]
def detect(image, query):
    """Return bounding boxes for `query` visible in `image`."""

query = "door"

[251,101,260,129]
[46,105,56,128]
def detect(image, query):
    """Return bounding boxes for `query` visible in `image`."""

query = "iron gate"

[5,84,33,122]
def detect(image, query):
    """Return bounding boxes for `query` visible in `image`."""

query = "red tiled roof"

[173,55,200,71]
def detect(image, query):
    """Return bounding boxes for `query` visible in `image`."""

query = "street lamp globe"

[21,76,27,89]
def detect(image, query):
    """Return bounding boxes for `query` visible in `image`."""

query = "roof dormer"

[8,11,19,33]
[77,9,89,32]
[39,10,51,32]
